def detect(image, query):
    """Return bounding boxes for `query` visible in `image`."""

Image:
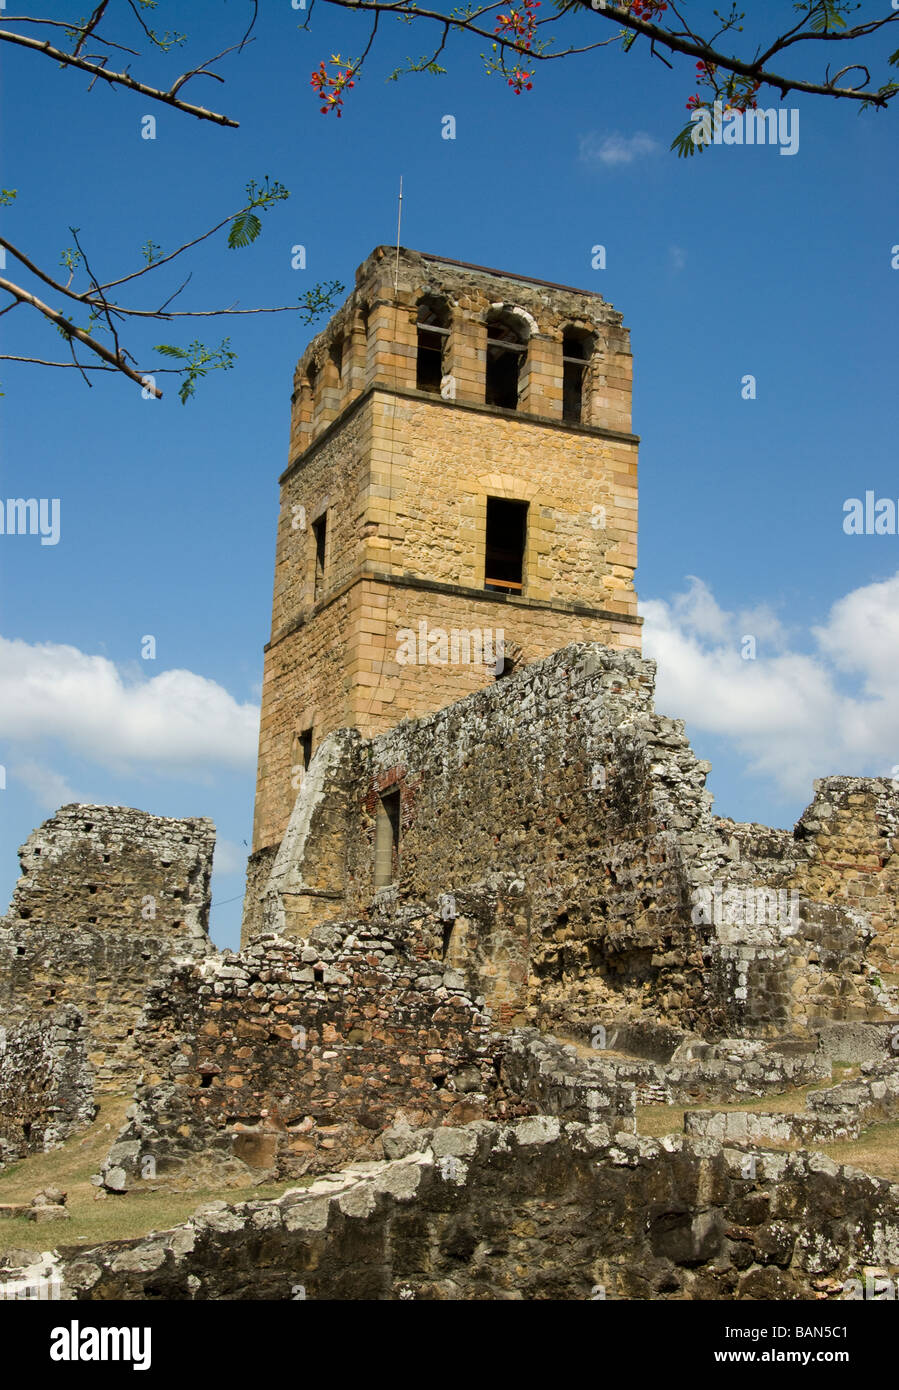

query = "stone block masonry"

[16,1119,899,1301]
[0,805,215,1163]
[684,1058,899,1147]
[252,246,642,854]
[791,778,899,973]
[0,1005,94,1166]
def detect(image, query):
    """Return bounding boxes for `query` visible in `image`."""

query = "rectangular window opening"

[417,325,448,394]
[329,336,343,384]
[562,358,585,423]
[373,788,401,888]
[312,512,327,602]
[485,338,525,410]
[485,496,528,594]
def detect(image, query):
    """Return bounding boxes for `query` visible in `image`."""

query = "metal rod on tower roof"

[394,177,403,292]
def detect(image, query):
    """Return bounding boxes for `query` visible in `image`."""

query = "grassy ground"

[821,1122,899,1184]
[636,1064,899,1183]
[2,1063,895,1254]
[636,1073,850,1141]
[0,1097,307,1254]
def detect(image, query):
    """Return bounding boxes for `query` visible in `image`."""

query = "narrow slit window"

[416,301,450,393]
[486,319,526,410]
[374,789,401,888]
[312,512,327,601]
[329,335,343,384]
[299,728,313,771]
[485,497,528,594]
[562,330,592,424]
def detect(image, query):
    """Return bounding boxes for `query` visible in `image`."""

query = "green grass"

[3,1061,894,1254]
[0,1097,309,1253]
[821,1121,899,1184]
[636,1069,853,1140]
[637,1066,899,1184]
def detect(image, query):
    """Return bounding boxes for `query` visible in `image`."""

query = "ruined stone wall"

[685,1057,899,1147]
[791,778,899,974]
[247,644,722,1033]
[100,925,512,1190]
[708,900,883,1037]
[0,805,215,1160]
[246,643,893,1041]
[29,1118,899,1302]
[698,783,899,979]
[0,1006,94,1166]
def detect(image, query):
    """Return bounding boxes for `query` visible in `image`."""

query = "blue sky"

[1,1,898,947]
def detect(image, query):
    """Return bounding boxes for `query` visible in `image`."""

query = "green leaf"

[152,338,237,404]
[227,211,263,249]
[671,120,705,157]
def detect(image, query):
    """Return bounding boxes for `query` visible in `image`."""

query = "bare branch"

[0,356,182,373]
[0,274,163,396]
[72,1,110,57]
[0,26,240,126]
[169,40,258,98]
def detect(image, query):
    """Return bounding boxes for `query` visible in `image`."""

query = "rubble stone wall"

[245,643,892,1041]
[100,927,513,1191]
[23,1119,899,1302]
[791,778,899,973]
[0,1006,94,1166]
[685,1059,899,1147]
[0,805,215,1161]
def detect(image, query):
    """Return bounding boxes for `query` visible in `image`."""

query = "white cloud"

[641,575,899,797]
[11,759,77,810]
[812,575,899,694]
[579,132,660,167]
[0,636,259,776]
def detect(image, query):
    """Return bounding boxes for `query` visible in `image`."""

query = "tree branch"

[0,275,163,396]
[0,26,240,126]
[319,0,899,106]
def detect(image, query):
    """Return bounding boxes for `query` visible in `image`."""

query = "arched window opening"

[486,314,527,410]
[416,298,450,393]
[562,329,593,424]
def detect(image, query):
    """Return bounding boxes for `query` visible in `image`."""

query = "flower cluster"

[686,59,760,114]
[494,0,539,94]
[310,56,356,116]
[627,0,668,16]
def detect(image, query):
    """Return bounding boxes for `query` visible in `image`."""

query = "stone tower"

[252,245,641,854]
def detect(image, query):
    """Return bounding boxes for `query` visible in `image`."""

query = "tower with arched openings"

[251,245,641,855]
